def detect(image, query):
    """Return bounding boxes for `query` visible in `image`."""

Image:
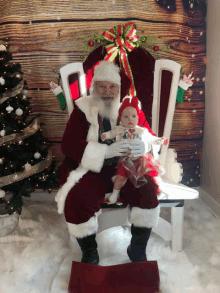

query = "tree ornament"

[41,175,47,181]
[0,44,6,51]
[6,105,14,113]
[0,189,6,198]
[49,81,66,110]
[0,77,5,85]
[96,38,101,44]
[176,72,194,103]
[0,158,3,164]
[22,89,28,95]
[153,45,159,51]
[34,152,41,159]
[0,129,6,136]
[24,162,32,171]
[15,108,23,116]
[15,73,21,79]
[88,40,94,47]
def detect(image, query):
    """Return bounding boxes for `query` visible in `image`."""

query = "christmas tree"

[0,39,60,215]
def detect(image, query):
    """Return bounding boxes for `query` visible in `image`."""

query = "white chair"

[60,59,199,253]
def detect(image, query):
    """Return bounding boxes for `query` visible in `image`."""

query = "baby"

[101,96,169,204]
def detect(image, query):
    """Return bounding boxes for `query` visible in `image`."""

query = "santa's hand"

[129,140,148,157]
[101,133,107,141]
[105,140,129,159]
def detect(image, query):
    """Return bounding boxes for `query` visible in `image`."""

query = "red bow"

[102,22,138,97]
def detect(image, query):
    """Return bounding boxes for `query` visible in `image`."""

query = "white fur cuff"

[81,141,108,173]
[67,214,99,238]
[129,205,161,228]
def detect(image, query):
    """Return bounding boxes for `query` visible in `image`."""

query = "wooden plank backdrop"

[0,0,206,187]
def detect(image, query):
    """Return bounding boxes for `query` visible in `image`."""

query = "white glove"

[105,140,130,159]
[129,140,149,157]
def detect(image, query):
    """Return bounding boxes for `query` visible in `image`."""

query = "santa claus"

[55,61,161,265]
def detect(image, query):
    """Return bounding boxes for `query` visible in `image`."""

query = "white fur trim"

[178,79,190,90]
[87,124,99,142]
[81,141,108,173]
[52,86,63,95]
[129,206,161,228]
[75,96,99,126]
[55,165,88,214]
[92,61,121,86]
[67,210,101,238]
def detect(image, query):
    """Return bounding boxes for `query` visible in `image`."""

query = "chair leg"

[171,202,184,252]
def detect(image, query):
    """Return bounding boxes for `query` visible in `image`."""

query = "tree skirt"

[0,213,19,237]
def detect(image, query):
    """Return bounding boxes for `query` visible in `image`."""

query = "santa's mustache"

[101,95,115,100]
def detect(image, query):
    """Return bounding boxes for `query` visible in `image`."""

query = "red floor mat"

[68,260,160,293]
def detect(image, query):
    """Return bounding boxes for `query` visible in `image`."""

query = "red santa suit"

[56,95,161,239]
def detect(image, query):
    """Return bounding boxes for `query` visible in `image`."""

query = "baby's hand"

[162,137,169,146]
[101,133,107,141]
[155,138,164,145]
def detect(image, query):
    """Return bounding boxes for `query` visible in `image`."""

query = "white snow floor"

[0,197,220,293]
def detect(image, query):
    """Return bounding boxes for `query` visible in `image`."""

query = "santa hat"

[119,96,142,118]
[92,61,121,86]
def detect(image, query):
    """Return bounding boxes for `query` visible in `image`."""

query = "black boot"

[76,234,99,265]
[127,224,152,262]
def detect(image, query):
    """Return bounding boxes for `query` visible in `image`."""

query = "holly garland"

[51,22,193,106]
[81,22,174,98]
[80,29,171,60]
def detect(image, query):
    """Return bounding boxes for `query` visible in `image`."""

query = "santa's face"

[121,107,138,128]
[95,81,119,107]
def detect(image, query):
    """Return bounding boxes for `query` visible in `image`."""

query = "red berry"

[153,45,159,51]
[88,41,94,47]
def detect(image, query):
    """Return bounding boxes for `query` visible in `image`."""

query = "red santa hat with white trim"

[92,61,121,86]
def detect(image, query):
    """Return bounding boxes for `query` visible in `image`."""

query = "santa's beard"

[92,92,120,122]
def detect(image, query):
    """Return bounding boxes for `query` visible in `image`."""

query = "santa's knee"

[129,205,160,228]
[66,216,97,252]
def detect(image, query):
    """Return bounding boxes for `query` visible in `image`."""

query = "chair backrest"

[60,59,181,166]
[60,63,87,117]
[152,60,181,166]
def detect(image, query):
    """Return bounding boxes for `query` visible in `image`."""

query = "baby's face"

[121,107,138,128]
